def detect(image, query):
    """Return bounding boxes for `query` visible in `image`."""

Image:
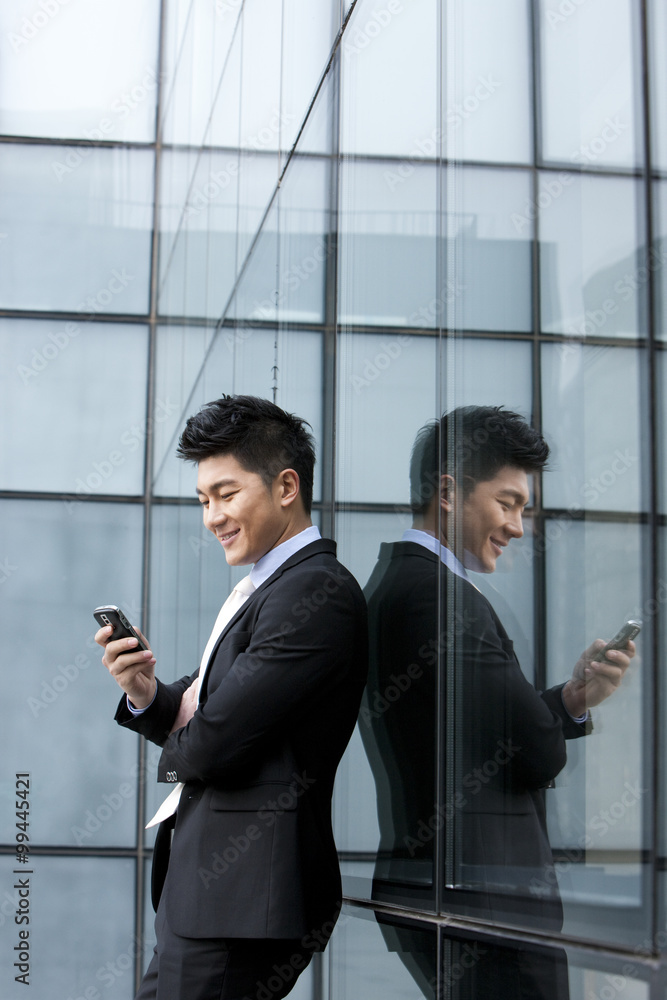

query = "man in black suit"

[96,395,368,1000]
[361,406,635,999]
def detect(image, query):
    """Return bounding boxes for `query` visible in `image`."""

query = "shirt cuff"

[561,687,589,724]
[126,687,157,715]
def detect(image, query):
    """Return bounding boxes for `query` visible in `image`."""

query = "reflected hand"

[562,638,636,717]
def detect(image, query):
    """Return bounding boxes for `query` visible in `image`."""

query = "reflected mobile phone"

[93,605,148,650]
[592,619,641,662]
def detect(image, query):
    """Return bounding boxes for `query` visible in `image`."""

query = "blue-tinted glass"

[0,320,148,495]
[655,181,667,343]
[443,0,531,164]
[540,174,644,337]
[338,161,437,328]
[545,520,649,947]
[541,342,646,513]
[445,168,533,332]
[162,0,240,147]
[328,905,437,999]
[0,144,153,313]
[152,326,323,498]
[341,0,436,157]
[0,0,160,141]
[649,0,667,171]
[0,856,138,1000]
[539,0,642,168]
[0,500,143,847]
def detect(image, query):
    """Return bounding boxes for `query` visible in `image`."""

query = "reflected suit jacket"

[361,541,589,930]
[115,539,368,944]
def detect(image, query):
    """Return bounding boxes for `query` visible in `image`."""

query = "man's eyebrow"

[497,488,530,503]
[195,478,239,496]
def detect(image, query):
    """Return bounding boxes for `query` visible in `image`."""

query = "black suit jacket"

[116,539,368,944]
[361,541,589,930]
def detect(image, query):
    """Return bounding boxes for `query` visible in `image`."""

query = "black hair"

[409,405,549,514]
[177,395,316,514]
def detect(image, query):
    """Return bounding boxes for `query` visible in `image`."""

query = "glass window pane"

[340,0,437,157]
[649,0,667,171]
[152,326,323,498]
[0,856,138,1000]
[446,168,533,333]
[162,0,240,147]
[539,0,643,168]
[0,500,143,847]
[328,905,438,999]
[539,174,644,337]
[0,144,153,314]
[0,0,160,141]
[541,343,646,513]
[545,520,650,948]
[338,161,437,328]
[444,0,532,164]
[655,181,667,343]
[0,320,148,495]
[281,0,340,155]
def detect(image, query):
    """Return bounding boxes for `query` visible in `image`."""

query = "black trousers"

[136,893,312,1000]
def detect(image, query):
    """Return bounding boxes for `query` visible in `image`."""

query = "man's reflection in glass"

[360,407,635,999]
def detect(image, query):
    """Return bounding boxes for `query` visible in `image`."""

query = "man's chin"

[462,549,496,574]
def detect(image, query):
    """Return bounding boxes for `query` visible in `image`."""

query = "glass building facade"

[0,0,666,996]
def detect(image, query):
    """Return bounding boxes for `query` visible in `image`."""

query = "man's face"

[196,453,291,566]
[457,466,529,573]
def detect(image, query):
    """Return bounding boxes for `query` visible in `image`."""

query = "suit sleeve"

[155,565,366,785]
[114,673,194,746]
[458,586,576,791]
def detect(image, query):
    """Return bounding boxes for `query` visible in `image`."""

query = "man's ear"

[439,474,457,513]
[276,468,301,508]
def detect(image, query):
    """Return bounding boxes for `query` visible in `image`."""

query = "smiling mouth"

[490,538,505,555]
[218,529,240,544]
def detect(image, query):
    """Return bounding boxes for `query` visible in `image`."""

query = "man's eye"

[199,500,209,507]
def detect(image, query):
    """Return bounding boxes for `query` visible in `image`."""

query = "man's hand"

[95,626,157,709]
[562,638,636,718]
[169,679,199,734]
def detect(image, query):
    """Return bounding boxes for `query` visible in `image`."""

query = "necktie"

[145,574,256,829]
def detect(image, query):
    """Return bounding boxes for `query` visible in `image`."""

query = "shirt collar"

[401,528,470,582]
[250,525,322,589]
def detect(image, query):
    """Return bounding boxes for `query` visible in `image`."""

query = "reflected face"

[196,453,290,566]
[458,466,529,574]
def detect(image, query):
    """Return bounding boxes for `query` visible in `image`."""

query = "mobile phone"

[93,605,149,651]
[592,619,641,662]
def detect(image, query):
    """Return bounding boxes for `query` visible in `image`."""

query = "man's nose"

[507,511,524,539]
